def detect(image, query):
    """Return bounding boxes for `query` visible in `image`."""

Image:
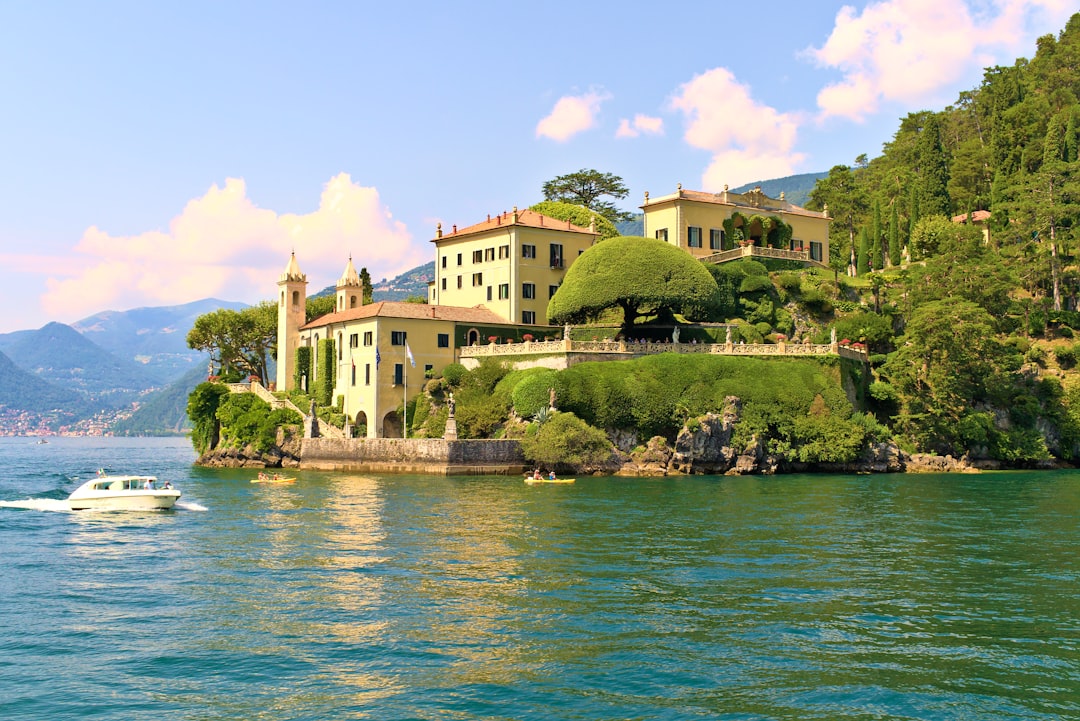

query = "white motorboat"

[68,475,181,511]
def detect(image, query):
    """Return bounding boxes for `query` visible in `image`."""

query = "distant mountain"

[111,363,206,436]
[315,261,437,301]
[730,171,827,208]
[0,322,158,408]
[72,298,244,385]
[0,349,85,416]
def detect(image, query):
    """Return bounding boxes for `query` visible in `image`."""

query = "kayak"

[251,477,296,484]
[524,477,575,484]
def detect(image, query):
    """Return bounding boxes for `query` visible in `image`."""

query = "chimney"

[512,206,518,223]
[436,222,442,239]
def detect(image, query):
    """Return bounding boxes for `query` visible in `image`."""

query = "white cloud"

[808,0,1075,122]
[669,67,805,189]
[536,90,610,142]
[41,174,425,317]
[616,114,665,139]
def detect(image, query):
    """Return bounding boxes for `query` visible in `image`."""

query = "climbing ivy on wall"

[294,346,312,391]
[317,338,335,406]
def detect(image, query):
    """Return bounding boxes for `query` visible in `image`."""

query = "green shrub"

[776,272,802,291]
[512,370,558,418]
[1056,346,1078,369]
[519,412,612,470]
[1025,345,1047,366]
[442,362,467,387]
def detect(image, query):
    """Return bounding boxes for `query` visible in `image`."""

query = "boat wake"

[0,499,207,512]
[0,499,70,512]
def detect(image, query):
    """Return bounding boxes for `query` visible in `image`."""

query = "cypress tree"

[360,267,373,304]
[857,227,870,275]
[919,114,951,217]
[889,204,902,266]
[1066,108,1078,163]
[871,198,883,269]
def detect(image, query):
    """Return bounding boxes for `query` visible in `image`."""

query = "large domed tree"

[548,236,718,338]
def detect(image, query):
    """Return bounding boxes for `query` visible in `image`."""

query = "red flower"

[840,339,851,345]
[522,333,534,341]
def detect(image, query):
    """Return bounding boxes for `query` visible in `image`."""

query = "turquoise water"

[1,437,1078,720]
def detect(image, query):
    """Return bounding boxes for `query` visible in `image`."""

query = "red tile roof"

[432,208,596,242]
[302,301,512,330]
[645,188,825,219]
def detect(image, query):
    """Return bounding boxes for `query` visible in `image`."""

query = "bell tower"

[336,255,362,312]
[276,252,307,391]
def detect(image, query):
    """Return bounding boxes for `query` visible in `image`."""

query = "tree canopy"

[528,200,620,239]
[547,236,718,337]
[541,169,634,224]
[186,301,277,384]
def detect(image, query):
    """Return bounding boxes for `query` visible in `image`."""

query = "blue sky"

[0,0,1073,333]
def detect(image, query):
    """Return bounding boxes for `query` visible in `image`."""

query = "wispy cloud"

[669,67,805,190]
[616,114,664,139]
[808,0,1075,122]
[536,90,611,142]
[41,174,424,317]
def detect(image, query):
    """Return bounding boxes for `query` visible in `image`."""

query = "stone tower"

[276,252,307,391]
[336,255,363,312]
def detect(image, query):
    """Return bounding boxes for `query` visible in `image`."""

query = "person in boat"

[533,469,542,480]
[549,471,556,481]
[258,471,267,480]
[163,481,172,489]
[144,478,155,489]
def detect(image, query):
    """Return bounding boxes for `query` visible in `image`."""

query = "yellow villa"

[277,206,597,438]
[428,206,599,325]
[277,254,543,439]
[275,190,830,438]
[642,184,830,267]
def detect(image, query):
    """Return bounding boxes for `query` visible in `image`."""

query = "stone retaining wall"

[301,437,527,475]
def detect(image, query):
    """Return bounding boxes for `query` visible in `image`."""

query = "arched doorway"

[382,411,402,438]
[354,411,368,438]
[467,328,480,346]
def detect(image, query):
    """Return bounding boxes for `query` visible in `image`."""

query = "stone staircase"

[225,381,345,439]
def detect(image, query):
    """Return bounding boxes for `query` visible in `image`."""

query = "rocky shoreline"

[194,411,1065,475]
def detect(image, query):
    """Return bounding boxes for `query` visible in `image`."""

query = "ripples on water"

[0,437,1078,720]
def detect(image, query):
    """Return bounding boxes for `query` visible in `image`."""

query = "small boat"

[524,476,575,484]
[36,439,49,444]
[251,474,295,484]
[68,475,180,511]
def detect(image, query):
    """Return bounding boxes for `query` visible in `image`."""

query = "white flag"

[405,341,416,367]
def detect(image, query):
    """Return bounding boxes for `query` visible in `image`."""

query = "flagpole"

[403,348,408,438]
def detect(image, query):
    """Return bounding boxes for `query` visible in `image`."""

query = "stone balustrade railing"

[699,245,824,267]
[459,339,868,361]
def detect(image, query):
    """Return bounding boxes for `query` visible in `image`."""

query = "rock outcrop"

[196,428,302,468]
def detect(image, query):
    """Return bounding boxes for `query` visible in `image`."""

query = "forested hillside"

[797,13,1080,462]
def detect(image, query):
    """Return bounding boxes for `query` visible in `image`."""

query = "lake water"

[0,436,1078,720]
